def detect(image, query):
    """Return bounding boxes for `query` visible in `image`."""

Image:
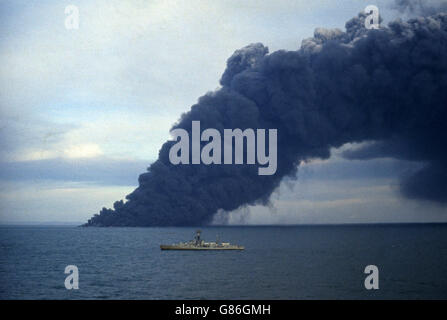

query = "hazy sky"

[0,0,445,224]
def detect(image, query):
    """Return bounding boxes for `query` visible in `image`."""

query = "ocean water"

[0,224,446,300]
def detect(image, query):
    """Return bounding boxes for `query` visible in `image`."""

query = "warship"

[160,230,244,250]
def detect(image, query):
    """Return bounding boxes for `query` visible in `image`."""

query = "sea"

[1,224,446,300]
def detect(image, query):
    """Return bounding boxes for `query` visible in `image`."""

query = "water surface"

[1,224,446,299]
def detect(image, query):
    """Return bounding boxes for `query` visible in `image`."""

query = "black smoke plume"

[85,9,447,226]
[393,0,447,16]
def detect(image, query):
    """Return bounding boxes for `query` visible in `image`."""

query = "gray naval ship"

[160,230,244,251]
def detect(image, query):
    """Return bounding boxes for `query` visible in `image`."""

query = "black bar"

[1,300,446,319]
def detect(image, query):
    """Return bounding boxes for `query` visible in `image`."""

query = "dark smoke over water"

[394,0,447,16]
[85,9,447,226]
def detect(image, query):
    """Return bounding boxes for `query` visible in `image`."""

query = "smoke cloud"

[85,8,447,226]
[393,0,447,16]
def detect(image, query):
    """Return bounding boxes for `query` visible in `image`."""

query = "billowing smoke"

[393,0,447,16]
[85,8,447,226]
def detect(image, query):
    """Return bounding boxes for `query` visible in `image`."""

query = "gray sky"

[0,0,445,224]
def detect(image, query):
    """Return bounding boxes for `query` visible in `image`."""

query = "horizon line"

[1,221,447,227]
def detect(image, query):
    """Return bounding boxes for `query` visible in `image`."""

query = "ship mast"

[194,230,201,245]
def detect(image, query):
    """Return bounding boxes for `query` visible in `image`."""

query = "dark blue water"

[1,224,447,299]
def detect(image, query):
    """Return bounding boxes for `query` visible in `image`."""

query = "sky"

[0,0,446,224]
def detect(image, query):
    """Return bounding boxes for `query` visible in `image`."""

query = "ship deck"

[160,245,244,250]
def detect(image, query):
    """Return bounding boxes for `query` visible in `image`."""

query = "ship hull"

[160,245,244,250]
